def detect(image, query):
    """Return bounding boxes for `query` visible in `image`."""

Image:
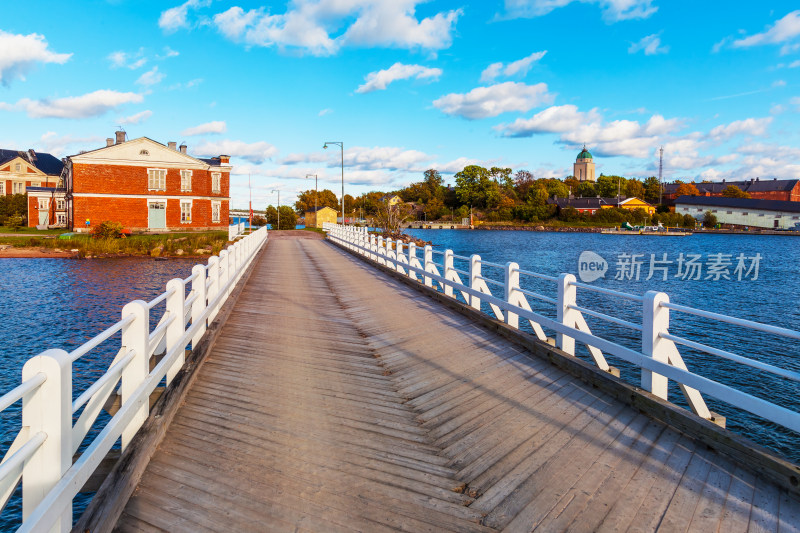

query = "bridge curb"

[328,237,800,497]
[73,239,271,532]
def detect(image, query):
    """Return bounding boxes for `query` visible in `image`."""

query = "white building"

[675,195,800,229]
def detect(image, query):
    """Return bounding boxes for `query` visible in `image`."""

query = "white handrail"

[327,224,800,438]
[0,226,268,532]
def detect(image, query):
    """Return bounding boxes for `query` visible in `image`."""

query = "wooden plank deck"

[116,235,800,532]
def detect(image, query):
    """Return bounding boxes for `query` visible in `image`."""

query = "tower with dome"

[573,145,595,182]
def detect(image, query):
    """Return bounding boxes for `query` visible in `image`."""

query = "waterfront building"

[60,131,230,232]
[26,187,67,228]
[573,145,596,183]
[0,149,63,196]
[675,195,800,229]
[548,195,655,215]
[305,206,337,228]
[663,178,800,202]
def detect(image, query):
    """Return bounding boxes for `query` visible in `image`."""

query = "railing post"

[207,256,220,323]
[408,242,418,281]
[377,236,384,265]
[469,254,482,310]
[505,262,519,328]
[120,300,149,450]
[642,291,670,400]
[423,245,433,287]
[21,348,72,530]
[165,278,186,384]
[557,273,576,355]
[386,238,394,269]
[219,249,229,301]
[443,250,454,298]
[190,265,207,349]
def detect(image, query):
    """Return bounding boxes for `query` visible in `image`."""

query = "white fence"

[328,224,800,436]
[228,221,246,240]
[0,227,267,532]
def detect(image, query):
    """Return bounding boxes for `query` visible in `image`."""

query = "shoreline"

[408,224,800,236]
[0,246,215,260]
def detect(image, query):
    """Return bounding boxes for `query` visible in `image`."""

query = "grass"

[0,231,230,257]
[0,226,66,235]
[301,227,326,235]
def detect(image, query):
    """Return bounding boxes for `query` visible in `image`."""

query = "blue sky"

[1,1,799,209]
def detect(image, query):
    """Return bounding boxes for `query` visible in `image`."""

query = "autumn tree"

[625,179,646,199]
[294,188,339,213]
[675,182,700,196]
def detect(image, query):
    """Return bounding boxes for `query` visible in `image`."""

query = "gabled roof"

[69,137,222,168]
[675,195,800,213]
[664,179,799,194]
[0,149,63,176]
[306,206,337,213]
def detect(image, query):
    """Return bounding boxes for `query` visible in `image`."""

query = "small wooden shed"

[305,206,337,228]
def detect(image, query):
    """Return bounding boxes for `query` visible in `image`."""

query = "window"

[147,169,166,190]
[726,211,732,214]
[742,212,749,216]
[180,170,192,192]
[14,163,21,172]
[56,213,66,225]
[793,216,800,220]
[0,182,4,194]
[211,172,221,193]
[12,182,24,194]
[211,201,221,223]
[56,199,65,210]
[38,198,49,209]
[180,200,192,223]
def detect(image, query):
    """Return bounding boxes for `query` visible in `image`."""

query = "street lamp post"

[306,174,318,226]
[323,141,344,224]
[272,189,280,230]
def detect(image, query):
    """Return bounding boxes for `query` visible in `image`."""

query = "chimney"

[115,130,126,144]
[756,177,760,181]
[219,155,230,165]
[179,144,187,154]
[168,141,177,150]
[27,149,37,162]
[106,138,114,147]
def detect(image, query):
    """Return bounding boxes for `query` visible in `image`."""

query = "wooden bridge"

[75,232,798,532]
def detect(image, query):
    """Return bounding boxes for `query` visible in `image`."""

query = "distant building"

[381,194,402,206]
[663,178,800,202]
[573,146,596,183]
[675,195,800,229]
[60,132,231,232]
[305,206,337,228]
[0,149,63,195]
[548,195,655,215]
[27,187,67,228]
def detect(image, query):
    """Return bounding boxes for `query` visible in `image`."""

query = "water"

[0,257,197,531]
[405,229,800,463]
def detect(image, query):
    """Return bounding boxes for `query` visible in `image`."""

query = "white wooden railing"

[328,224,800,436]
[228,221,246,240]
[0,227,267,532]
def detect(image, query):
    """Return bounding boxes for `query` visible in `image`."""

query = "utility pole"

[659,146,664,205]
[272,189,280,230]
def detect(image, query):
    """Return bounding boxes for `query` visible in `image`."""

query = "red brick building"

[63,133,230,232]
[663,178,800,202]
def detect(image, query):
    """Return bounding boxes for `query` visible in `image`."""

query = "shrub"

[91,220,125,239]
[6,212,25,231]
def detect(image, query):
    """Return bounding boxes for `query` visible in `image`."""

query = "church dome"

[577,146,592,160]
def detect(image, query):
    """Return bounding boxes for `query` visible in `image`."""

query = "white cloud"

[212,1,462,56]
[181,121,227,136]
[1,90,144,119]
[282,145,433,173]
[108,49,147,70]
[433,81,555,120]
[0,30,71,86]
[497,105,601,136]
[791,96,800,109]
[480,51,546,82]
[502,0,657,23]
[159,0,211,32]
[119,110,153,125]
[707,117,772,140]
[733,11,800,48]
[356,63,442,93]
[193,139,278,163]
[136,67,165,86]
[318,108,333,116]
[773,79,787,87]
[37,132,104,157]
[628,34,669,55]
[789,60,800,68]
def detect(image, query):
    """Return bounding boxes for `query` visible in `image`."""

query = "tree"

[489,167,514,189]
[278,205,297,229]
[527,186,549,207]
[643,176,661,204]
[546,179,569,198]
[375,202,413,232]
[625,179,646,199]
[595,175,621,198]
[514,170,536,200]
[294,188,339,213]
[266,205,278,226]
[682,214,696,228]
[721,185,751,198]
[423,169,444,199]
[675,183,700,197]
[703,210,718,227]
[454,165,492,209]
[576,181,596,197]
[425,197,445,220]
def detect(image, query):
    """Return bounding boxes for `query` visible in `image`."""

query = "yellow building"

[573,145,596,183]
[305,206,337,228]
[381,194,402,206]
[601,197,656,215]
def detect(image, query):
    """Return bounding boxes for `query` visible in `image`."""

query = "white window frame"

[180,200,193,223]
[38,198,49,209]
[211,200,221,223]
[31,182,40,187]
[0,182,4,194]
[56,199,66,210]
[56,213,66,225]
[147,168,167,191]
[211,172,221,193]
[180,170,192,192]
[14,163,21,172]
[12,182,25,194]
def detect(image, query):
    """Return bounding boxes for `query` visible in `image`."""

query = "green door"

[148,201,166,229]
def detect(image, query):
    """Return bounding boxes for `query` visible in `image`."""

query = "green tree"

[6,212,25,231]
[576,181,596,197]
[527,186,549,207]
[278,205,297,229]
[682,214,696,228]
[546,179,569,198]
[595,175,621,198]
[489,167,514,189]
[294,188,339,213]
[703,210,718,227]
[721,185,751,198]
[454,165,493,209]
[643,176,661,204]
[266,205,278,226]
[425,197,445,220]
[514,170,536,200]
[624,179,646,199]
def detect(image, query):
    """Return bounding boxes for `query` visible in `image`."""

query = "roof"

[674,195,800,214]
[0,149,63,176]
[305,206,337,213]
[547,196,640,209]
[576,145,592,160]
[664,179,799,195]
